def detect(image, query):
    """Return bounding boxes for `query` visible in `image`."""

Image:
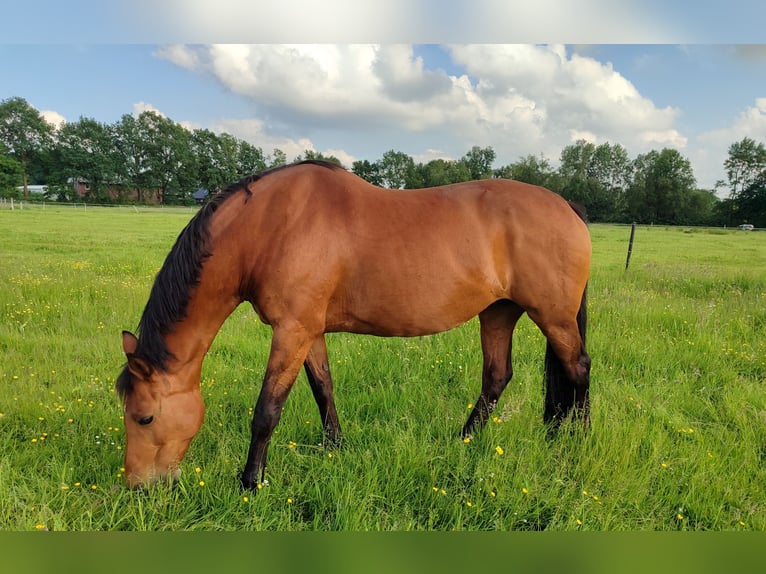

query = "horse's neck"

[163,193,248,371]
[164,267,242,372]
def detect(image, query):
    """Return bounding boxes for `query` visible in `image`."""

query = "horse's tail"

[543,202,590,427]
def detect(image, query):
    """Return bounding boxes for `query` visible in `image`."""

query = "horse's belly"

[325,281,500,337]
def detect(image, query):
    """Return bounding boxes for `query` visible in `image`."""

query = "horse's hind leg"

[462,300,524,437]
[304,335,342,448]
[539,320,590,427]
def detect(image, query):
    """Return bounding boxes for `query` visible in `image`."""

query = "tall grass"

[1,206,764,530]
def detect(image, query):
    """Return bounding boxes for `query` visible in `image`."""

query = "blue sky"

[2,2,765,192]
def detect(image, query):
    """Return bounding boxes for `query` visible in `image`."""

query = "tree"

[237,140,267,176]
[495,154,555,187]
[626,149,697,224]
[299,149,343,166]
[0,97,53,197]
[268,148,287,168]
[378,150,414,189]
[0,151,23,198]
[724,137,766,199]
[113,114,154,202]
[722,137,766,227]
[352,159,383,185]
[53,117,120,201]
[733,173,766,227]
[139,111,194,204]
[461,145,496,180]
[557,140,631,221]
[411,158,471,188]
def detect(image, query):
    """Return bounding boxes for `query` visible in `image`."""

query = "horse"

[116,160,591,490]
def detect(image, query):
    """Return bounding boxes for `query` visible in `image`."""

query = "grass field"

[1,204,765,531]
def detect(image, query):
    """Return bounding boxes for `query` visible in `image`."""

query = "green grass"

[1,205,765,531]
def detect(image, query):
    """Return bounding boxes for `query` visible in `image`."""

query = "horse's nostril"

[137,415,154,426]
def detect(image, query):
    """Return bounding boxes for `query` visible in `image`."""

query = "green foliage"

[494,153,555,188]
[4,95,765,226]
[0,152,23,197]
[626,148,699,225]
[722,138,766,227]
[1,206,765,530]
[0,96,54,195]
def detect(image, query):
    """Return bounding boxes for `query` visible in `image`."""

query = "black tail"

[544,201,590,428]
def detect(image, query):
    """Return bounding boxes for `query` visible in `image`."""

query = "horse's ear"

[122,331,138,355]
[122,331,152,379]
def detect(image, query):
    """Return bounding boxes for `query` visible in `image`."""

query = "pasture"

[1,204,764,531]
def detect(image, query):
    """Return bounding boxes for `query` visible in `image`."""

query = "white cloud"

[40,110,66,129]
[693,98,766,192]
[154,43,745,189]
[211,117,315,161]
[156,44,686,165]
[132,101,166,117]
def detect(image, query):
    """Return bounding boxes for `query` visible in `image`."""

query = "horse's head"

[117,331,205,488]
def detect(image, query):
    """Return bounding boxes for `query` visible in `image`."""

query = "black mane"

[115,160,342,398]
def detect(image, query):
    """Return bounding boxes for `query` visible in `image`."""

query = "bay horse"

[116,160,591,490]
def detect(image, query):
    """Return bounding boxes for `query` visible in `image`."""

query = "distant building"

[193,188,209,205]
[16,185,47,195]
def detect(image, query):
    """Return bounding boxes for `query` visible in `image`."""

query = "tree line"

[2,96,765,226]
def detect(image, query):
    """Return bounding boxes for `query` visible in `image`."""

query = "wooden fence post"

[625,223,636,270]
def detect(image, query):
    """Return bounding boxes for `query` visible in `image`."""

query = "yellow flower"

[257,483,264,491]
[677,514,684,520]
[243,496,249,502]
[495,446,504,455]
[288,441,297,449]
[287,498,293,504]
[466,501,473,507]
[35,524,46,530]
[199,481,205,487]
[661,462,668,468]
[195,467,201,474]
[91,485,98,490]
[463,437,471,444]
[576,519,583,526]
[521,487,528,494]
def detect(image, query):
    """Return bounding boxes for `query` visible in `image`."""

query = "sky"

[2,1,765,193]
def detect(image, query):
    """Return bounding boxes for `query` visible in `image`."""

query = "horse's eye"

[137,415,154,426]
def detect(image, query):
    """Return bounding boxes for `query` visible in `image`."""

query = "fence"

[0,197,198,214]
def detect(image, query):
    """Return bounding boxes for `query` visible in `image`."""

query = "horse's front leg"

[241,323,315,490]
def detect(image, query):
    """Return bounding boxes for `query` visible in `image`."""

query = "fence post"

[625,223,636,270]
